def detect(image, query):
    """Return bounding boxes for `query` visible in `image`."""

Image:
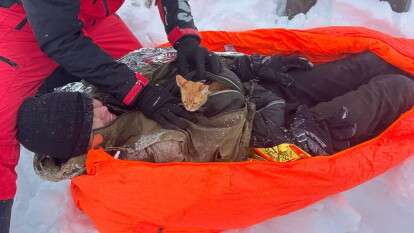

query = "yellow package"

[253,143,312,162]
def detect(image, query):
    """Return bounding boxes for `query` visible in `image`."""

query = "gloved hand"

[324,106,357,151]
[289,105,333,155]
[288,105,357,155]
[135,84,196,129]
[175,36,222,81]
[254,54,313,86]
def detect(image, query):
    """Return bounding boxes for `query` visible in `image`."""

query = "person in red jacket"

[0,0,219,232]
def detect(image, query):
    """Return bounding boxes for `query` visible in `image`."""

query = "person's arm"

[156,0,200,45]
[156,0,222,81]
[22,0,194,129]
[21,0,145,105]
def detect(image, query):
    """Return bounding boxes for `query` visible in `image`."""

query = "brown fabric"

[92,61,253,162]
[33,154,86,182]
[95,96,253,162]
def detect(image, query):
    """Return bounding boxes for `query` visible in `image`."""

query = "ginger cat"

[176,75,226,112]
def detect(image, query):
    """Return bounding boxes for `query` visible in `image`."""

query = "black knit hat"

[17,92,93,162]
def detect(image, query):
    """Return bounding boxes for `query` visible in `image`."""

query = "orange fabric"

[71,27,414,233]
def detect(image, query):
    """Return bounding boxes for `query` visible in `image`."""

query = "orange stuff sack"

[71,27,414,233]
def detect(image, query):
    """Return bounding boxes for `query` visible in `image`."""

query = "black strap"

[15,17,27,30]
[0,0,18,8]
[0,55,17,67]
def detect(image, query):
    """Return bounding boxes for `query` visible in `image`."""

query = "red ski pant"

[0,5,142,200]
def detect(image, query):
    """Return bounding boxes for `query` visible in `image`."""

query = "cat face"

[176,75,210,112]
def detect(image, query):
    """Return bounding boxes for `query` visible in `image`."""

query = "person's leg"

[0,10,141,231]
[0,199,13,233]
[309,74,414,149]
[0,7,58,225]
[290,52,405,106]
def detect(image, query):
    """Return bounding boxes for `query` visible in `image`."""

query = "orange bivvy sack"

[71,27,414,233]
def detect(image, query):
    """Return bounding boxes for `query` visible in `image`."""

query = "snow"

[11,0,414,232]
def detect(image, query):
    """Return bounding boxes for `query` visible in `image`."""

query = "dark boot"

[0,199,13,233]
[277,0,317,19]
[381,0,411,12]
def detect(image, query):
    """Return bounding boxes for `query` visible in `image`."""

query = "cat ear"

[176,75,187,88]
[201,85,210,95]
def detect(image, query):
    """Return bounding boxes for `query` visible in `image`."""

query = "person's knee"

[346,51,379,62]
[347,51,402,75]
[372,74,414,112]
[373,74,414,92]
[356,51,379,59]
[387,74,414,87]
[389,74,414,104]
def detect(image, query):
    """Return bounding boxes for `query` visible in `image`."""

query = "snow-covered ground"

[11,0,414,232]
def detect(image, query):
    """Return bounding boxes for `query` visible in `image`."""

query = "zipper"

[102,0,110,16]
[256,99,286,113]
[208,89,241,97]
[15,17,27,30]
[0,56,17,68]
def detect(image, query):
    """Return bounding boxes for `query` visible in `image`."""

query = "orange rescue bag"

[71,27,414,233]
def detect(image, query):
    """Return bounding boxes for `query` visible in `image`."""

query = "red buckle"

[122,73,149,106]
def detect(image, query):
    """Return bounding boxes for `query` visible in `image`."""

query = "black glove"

[324,106,357,152]
[289,105,333,155]
[252,54,313,86]
[250,84,287,148]
[288,105,357,155]
[135,84,196,129]
[175,36,222,81]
